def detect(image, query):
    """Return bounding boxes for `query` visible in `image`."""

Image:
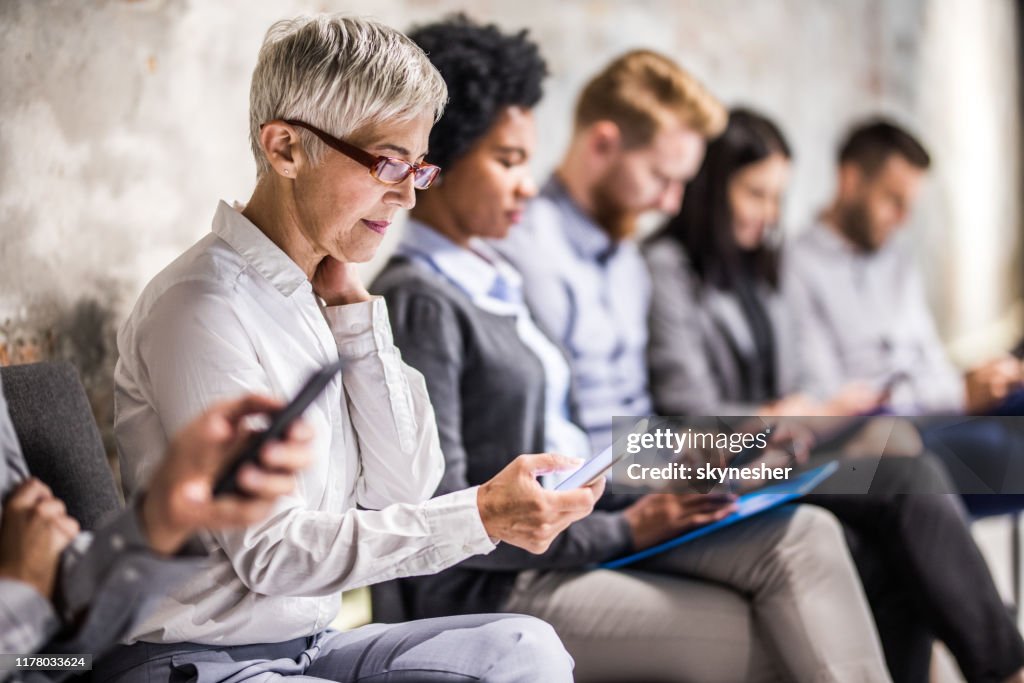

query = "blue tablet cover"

[600,460,840,569]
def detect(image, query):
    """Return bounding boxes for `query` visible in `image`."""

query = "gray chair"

[1,361,121,681]
[0,361,121,530]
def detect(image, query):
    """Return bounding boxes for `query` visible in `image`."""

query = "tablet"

[600,460,839,569]
[554,418,650,491]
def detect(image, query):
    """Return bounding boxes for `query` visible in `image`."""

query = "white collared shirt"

[114,201,494,645]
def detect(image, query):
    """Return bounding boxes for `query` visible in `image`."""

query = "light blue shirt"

[495,177,653,452]
[398,219,591,461]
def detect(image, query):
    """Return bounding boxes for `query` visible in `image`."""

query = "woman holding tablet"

[373,16,891,683]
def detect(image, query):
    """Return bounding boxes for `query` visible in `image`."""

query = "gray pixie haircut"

[249,14,448,177]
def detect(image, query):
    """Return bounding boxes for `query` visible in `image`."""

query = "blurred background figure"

[643,106,1024,682]
[784,120,1024,511]
[0,378,314,667]
[785,120,1023,417]
[646,108,883,418]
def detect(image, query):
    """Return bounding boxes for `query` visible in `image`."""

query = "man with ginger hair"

[498,49,726,452]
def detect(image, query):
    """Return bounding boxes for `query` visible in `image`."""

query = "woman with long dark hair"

[647,108,878,417]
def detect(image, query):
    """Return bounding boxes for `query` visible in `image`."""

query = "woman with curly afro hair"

[398,14,546,240]
[372,16,891,683]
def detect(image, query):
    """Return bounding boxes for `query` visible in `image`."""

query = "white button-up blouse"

[114,201,494,645]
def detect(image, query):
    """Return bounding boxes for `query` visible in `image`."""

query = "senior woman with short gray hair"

[98,14,600,683]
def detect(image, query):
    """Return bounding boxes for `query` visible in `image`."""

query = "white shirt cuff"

[323,297,394,359]
[422,486,497,558]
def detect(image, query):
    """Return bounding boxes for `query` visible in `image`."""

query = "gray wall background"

[0,0,1020,444]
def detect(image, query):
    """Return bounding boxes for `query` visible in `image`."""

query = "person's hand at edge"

[0,479,79,598]
[477,453,603,554]
[140,395,314,556]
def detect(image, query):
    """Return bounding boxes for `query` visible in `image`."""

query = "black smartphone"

[213,359,344,496]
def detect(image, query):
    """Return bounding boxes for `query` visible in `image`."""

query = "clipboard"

[600,460,839,569]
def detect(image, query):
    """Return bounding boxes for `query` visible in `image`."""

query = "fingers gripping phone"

[212,359,344,496]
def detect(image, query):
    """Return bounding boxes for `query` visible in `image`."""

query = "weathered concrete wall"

[0,0,1019,444]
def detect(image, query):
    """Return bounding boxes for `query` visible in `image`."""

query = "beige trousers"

[503,505,890,683]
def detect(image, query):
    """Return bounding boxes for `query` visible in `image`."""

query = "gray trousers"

[504,505,891,683]
[93,614,572,683]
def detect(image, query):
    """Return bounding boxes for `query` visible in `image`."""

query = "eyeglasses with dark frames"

[261,119,441,190]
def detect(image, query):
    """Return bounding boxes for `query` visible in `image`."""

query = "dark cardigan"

[372,256,634,617]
